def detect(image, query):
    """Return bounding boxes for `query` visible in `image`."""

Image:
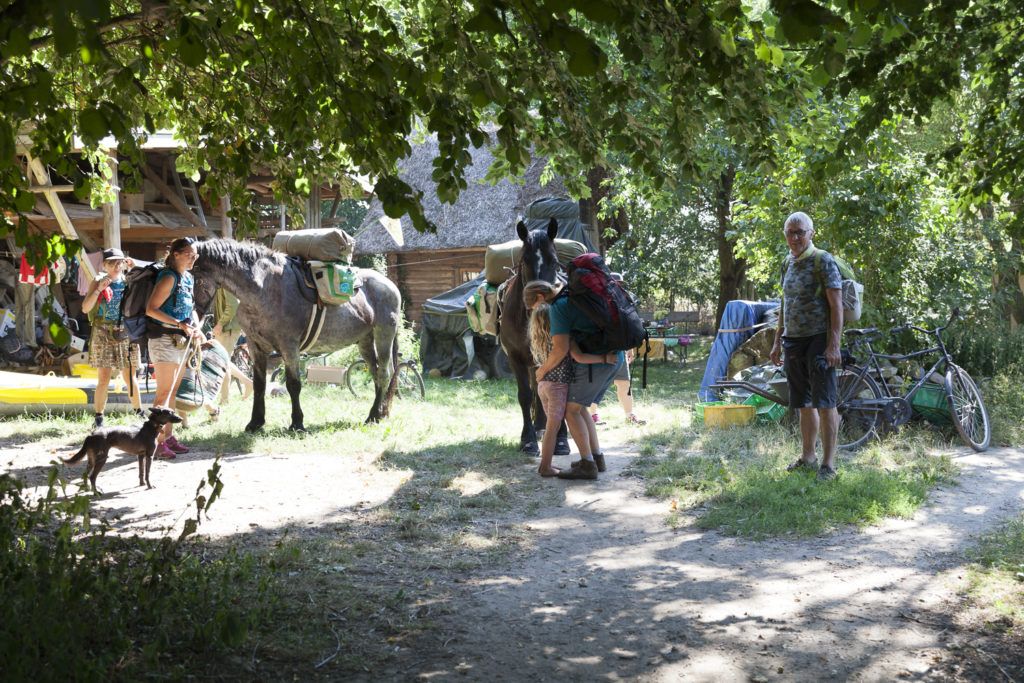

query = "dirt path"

[5,433,1023,680]
[381,442,1024,682]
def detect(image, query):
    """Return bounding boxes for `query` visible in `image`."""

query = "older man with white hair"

[769,212,844,481]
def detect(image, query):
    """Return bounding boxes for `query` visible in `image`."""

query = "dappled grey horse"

[498,219,570,455]
[190,239,400,431]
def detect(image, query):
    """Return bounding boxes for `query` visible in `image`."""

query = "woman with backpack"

[145,237,203,459]
[81,248,143,427]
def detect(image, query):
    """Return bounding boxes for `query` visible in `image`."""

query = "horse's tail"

[381,334,399,417]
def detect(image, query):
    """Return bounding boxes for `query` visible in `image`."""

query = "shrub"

[0,469,274,680]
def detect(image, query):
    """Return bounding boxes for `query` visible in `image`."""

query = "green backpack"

[782,248,864,323]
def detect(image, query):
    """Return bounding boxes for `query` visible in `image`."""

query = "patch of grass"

[965,516,1024,627]
[982,370,1024,448]
[636,410,959,538]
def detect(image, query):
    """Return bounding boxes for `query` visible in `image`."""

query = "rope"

[717,322,772,334]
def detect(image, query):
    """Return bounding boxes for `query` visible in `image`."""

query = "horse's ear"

[516,220,528,242]
[547,218,558,240]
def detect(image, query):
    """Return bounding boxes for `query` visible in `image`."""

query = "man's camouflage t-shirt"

[782,247,842,338]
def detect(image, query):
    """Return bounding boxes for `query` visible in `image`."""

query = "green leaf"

[14,189,35,212]
[810,64,831,86]
[755,42,771,63]
[564,31,605,77]
[52,324,71,347]
[719,29,737,58]
[465,8,504,34]
[79,108,109,142]
[178,518,198,542]
[178,36,207,68]
[52,14,77,56]
[576,0,620,24]
[824,51,845,77]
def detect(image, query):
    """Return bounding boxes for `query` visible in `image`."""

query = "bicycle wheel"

[397,362,425,400]
[230,345,252,394]
[346,359,375,399]
[836,369,882,450]
[945,364,990,452]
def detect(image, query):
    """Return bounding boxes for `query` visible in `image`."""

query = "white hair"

[784,211,814,232]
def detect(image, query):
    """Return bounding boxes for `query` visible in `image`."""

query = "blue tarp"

[699,300,780,401]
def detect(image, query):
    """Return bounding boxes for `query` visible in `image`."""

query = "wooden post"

[102,151,121,249]
[220,195,233,239]
[279,203,286,231]
[306,181,321,230]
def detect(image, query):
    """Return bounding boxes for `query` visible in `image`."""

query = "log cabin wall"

[386,247,485,326]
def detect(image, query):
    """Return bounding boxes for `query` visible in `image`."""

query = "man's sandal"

[786,458,818,472]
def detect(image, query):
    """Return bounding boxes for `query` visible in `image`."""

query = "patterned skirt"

[89,323,140,370]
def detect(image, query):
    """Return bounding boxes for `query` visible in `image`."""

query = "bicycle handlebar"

[889,308,960,339]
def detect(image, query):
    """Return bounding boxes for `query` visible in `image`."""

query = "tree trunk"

[714,164,745,328]
[581,166,630,252]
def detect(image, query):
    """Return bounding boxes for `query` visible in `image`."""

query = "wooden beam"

[139,163,207,232]
[27,184,75,193]
[25,154,98,278]
[102,152,121,249]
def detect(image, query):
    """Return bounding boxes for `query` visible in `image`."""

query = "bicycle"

[346,354,425,400]
[836,308,990,452]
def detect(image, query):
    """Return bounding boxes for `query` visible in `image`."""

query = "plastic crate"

[743,393,787,423]
[693,401,727,424]
[911,384,951,424]
[703,404,755,428]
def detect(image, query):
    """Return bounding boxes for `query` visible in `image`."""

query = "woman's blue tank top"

[156,270,194,322]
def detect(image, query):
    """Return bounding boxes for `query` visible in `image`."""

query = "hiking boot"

[816,465,838,481]
[94,412,104,428]
[155,442,177,460]
[164,436,189,454]
[593,452,607,473]
[786,458,817,473]
[558,459,598,480]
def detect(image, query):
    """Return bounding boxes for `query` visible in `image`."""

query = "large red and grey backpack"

[565,253,648,354]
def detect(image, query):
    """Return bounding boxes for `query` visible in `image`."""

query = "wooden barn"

[354,136,598,325]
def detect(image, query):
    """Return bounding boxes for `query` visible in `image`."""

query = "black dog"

[63,407,183,493]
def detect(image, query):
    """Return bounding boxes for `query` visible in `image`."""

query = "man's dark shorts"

[783,333,837,409]
[567,355,624,406]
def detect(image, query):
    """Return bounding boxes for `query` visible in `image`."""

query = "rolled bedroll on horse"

[482,196,596,285]
[272,228,355,263]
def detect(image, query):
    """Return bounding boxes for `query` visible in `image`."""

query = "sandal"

[786,457,818,472]
[626,414,646,425]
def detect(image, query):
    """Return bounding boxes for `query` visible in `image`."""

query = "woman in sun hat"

[81,247,143,427]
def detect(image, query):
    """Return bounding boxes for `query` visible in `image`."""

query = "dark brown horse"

[498,219,570,455]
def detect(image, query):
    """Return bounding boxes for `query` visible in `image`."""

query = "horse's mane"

[196,238,287,270]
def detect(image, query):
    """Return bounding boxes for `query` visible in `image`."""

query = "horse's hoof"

[244,422,265,433]
[520,442,539,456]
[554,442,571,456]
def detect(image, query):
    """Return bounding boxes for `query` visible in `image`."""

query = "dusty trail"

[385,444,1024,681]
[4,432,1023,680]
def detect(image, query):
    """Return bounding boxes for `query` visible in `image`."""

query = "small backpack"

[565,254,648,354]
[119,263,176,342]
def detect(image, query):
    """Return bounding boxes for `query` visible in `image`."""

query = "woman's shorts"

[614,358,630,382]
[567,355,624,406]
[538,380,569,424]
[148,333,189,364]
[89,324,139,370]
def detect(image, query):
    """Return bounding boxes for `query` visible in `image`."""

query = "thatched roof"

[354,135,568,255]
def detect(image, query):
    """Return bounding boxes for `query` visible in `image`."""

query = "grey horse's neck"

[195,239,285,302]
